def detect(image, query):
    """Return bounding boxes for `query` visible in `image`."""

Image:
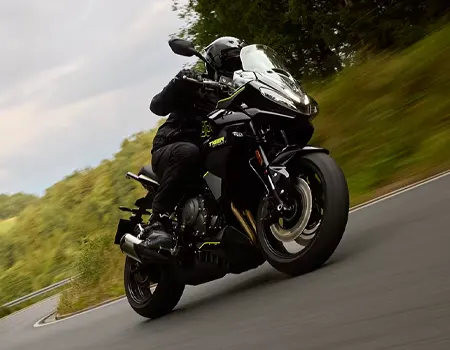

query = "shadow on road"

[134,224,383,328]
[138,259,347,327]
[137,267,289,326]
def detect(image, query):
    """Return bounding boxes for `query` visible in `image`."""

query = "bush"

[57,233,125,315]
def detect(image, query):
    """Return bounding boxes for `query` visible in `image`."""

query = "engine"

[180,195,221,237]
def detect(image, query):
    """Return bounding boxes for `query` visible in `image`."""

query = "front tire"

[257,152,349,276]
[124,257,185,319]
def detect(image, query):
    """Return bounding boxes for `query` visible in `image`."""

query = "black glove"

[167,69,203,102]
[151,69,205,115]
[174,69,202,84]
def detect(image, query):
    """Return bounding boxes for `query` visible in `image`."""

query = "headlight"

[283,88,310,105]
[302,94,310,105]
[282,88,299,103]
[260,87,298,111]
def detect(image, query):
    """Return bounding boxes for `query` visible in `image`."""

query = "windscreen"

[239,44,307,103]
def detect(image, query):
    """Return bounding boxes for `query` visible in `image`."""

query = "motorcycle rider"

[138,36,246,251]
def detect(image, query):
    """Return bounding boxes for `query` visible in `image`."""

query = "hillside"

[309,24,450,201]
[2,24,450,313]
[0,126,160,305]
[0,193,38,220]
[0,217,16,236]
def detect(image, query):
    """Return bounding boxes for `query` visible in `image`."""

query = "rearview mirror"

[168,38,198,57]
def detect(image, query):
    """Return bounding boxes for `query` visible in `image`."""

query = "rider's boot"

[138,212,175,250]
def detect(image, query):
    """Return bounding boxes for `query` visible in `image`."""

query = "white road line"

[29,168,450,328]
[33,297,127,328]
[349,170,450,214]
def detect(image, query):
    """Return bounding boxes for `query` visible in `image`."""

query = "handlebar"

[182,75,227,90]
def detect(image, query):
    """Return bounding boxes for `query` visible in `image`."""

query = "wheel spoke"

[261,166,325,258]
[127,263,156,305]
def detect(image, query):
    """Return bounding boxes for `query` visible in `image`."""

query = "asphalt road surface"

[1,173,450,350]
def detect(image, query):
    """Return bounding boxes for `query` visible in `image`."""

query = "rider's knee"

[174,142,201,166]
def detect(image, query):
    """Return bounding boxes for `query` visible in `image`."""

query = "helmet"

[204,36,246,79]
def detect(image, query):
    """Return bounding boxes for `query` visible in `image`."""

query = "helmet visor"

[220,48,242,73]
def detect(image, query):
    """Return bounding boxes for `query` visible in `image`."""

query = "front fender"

[270,145,329,166]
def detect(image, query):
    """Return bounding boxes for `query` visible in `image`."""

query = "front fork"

[248,121,292,215]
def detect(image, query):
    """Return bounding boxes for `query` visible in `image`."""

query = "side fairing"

[204,172,222,200]
[202,122,247,180]
[208,110,250,126]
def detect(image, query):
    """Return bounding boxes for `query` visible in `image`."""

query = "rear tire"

[257,152,349,276]
[124,257,185,319]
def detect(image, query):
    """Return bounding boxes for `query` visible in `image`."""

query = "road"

[1,173,450,350]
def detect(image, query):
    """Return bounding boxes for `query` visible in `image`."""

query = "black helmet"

[204,36,246,79]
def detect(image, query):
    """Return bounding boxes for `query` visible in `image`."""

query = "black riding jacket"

[150,71,223,152]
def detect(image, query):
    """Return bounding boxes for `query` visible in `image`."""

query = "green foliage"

[57,233,124,315]
[0,127,159,306]
[0,193,38,220]
[0,217,16,236]
[309,24,450,201]
[174,0,450,79]
[0,219,17,271]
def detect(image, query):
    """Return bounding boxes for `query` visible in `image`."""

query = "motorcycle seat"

[138,165,160,182]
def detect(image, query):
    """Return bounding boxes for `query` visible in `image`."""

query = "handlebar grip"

[203,81,221,88]
[182,75,203,84]
[181,75,225,89]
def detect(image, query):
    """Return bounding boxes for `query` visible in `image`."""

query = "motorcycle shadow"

[139,265,288,325]
[138,260,339,326]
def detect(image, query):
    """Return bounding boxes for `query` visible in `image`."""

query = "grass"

[309,24,450,203]
[0,217,16,236]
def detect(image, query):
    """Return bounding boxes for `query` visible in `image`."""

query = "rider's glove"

[168,69,203,101]
[174,69,203,85]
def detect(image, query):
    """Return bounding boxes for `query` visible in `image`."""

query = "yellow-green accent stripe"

[199,242,220,249]
[217,86,245,105]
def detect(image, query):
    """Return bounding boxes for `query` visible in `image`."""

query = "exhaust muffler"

[120,234,143,263]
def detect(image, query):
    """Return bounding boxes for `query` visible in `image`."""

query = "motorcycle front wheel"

[256,152,349,276]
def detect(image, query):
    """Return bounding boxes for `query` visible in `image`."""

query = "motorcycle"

[114,38,349,319]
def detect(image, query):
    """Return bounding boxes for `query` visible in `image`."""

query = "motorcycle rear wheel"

[256,152,349,276]
[124,257,185,319]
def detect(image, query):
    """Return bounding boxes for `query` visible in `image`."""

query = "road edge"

[0,295,60,324]
[33,296,127,328]
[349,169,450,213]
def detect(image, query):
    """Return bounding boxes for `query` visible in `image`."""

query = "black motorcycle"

[114,38,349,319]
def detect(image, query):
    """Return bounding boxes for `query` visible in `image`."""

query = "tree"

[173,0,450,79]
[174,0,344,78]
